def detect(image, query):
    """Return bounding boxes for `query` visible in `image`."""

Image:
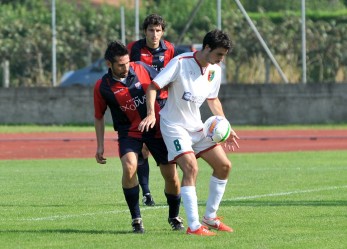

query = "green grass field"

[1,151,346,249]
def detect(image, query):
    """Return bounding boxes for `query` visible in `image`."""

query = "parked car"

[174,43,202,54]
[59,58,107,87]
[59,44,227,87]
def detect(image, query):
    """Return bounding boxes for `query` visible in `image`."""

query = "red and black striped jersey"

[127,39,175,72]
[127,39,176,100]
[94,61,162,139]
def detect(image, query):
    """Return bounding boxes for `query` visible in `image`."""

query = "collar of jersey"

[107,67,136,85]
[140,38,168,51]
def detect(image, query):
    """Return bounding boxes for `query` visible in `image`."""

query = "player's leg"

[159,120,215,235]
[175,153,200,229]
[159,162,184,230]
[201,144,231,180]
[137,144,155,206]
[175,153,215,235]
[146,136,184,230]
[199,145,233,232]
[118,137,144,233]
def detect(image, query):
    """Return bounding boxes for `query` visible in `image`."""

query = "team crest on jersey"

[135,82,142,89]
[159,56,164,62]
[208,70,215,82]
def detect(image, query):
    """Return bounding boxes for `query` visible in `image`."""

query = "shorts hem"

[169,151,195,164]
[196,144,219,158]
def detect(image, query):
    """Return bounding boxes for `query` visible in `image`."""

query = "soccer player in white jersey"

[139,29,240,236]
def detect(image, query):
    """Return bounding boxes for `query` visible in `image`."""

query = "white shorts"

[160,118,217,162]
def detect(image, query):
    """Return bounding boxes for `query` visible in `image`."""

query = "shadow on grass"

[0,204,70,207]
[221,200,347,207]
[0,203,127,208]
[0,229,132,235]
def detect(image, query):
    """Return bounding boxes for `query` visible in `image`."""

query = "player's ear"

[205,44,211,52]
[106,60,112,68]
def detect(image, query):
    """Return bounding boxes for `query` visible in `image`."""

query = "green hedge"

[248,10,347,23]
[0,0,346,86]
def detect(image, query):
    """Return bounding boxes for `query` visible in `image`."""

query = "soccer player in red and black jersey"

[94,41,183,233]
[127,13,176,73]
[127,14,177,206]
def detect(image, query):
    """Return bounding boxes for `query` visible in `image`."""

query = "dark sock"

[165,192,181,218]
[123,185,141,219]
[137,157,150,195]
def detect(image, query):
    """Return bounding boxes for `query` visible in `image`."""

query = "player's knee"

[141,145,150,158]
[160,164,177,179]
[166,176,180,187]
[219,160,232,177]
[183,164,199,179]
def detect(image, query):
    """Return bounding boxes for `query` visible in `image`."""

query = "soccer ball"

[203,116,231,143]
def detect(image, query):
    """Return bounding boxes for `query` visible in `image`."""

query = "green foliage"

[0,0,121,86]
[0,0,346,86]
[248,9,347,23]
[220,9,347,83]
[241,0,346,12]
[305,19,347,82]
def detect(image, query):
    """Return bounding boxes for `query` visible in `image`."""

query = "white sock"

[181,186,201,231]
[204,176,227,219]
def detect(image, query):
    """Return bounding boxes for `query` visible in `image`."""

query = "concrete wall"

[0,84,346,125]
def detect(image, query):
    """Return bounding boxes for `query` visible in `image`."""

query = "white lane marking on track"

[7,185,347,222]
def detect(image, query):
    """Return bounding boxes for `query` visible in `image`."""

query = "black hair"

[202,29,232,52]
[104,41,128,62]
[142,13,166,31]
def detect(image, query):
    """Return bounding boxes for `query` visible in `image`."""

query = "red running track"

[0,130,346,160]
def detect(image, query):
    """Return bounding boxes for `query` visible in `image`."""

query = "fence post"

[2,60,9,88]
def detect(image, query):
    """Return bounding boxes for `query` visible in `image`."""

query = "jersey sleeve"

[93,80,107,119]
[134,61,159,80]
[152,55,180,89]
[127,41,139,62]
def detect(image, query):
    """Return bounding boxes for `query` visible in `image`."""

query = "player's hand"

[138,114,156,132]
[95,150,106,164]
[225,128,240,151]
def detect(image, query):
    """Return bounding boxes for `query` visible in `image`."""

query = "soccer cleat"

[186,225,217,236]
[142,193,155,206]
[168,216,185,231]
[201,216,234,232]
[132,218,145,234]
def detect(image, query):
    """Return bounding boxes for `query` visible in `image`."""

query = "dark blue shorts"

[118,136,169,166]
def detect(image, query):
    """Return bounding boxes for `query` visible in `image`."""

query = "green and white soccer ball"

[203,115,231,143]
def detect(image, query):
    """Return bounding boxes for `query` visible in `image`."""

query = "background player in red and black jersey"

[94,41,183,233]
[127,14,177,206]
[127,13,176,73]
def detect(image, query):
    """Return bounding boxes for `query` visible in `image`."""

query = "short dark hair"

[202,29,232,52]
[104,41,128,62]
[142,13,166,31]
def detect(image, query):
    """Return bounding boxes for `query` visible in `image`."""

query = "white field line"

[6,185,347,222]
[231,185,347,200]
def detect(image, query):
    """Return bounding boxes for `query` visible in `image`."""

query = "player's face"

[108,55,130,79]
[144,24,164,49]
[206,47,229,65]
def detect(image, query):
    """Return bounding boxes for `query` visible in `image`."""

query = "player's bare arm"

[94,117,107,164]
[138,83,158,132]
[207,98,225,117]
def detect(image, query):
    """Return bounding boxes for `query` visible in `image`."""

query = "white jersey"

[153,52,222,132]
